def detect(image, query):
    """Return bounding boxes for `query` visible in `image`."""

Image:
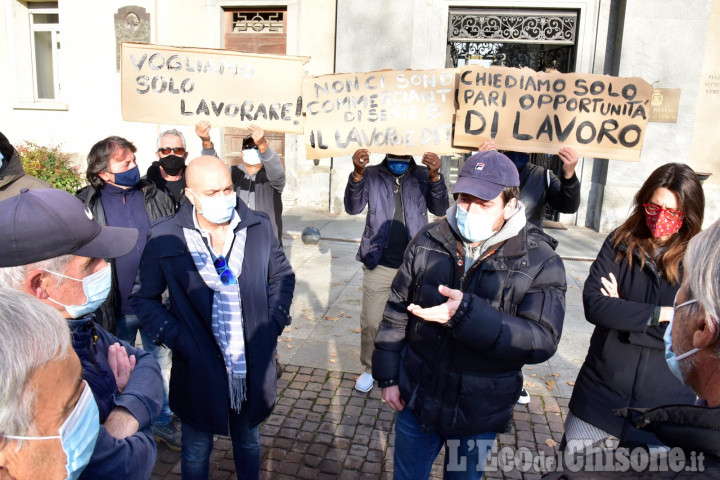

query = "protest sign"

[303,69,461,159]
[121,42,308,134]
[454,66,652,161]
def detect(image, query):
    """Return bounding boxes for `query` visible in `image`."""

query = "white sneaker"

[517,388,531,404]
[355,372,374,392]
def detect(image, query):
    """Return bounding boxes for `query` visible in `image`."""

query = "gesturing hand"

[108,343,136,394]
[407,285,464,324]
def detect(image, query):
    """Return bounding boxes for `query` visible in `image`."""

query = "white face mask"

[189,188,236,225]
[242,149,261,166]
[45,264,112,318]
[456,204,504,243]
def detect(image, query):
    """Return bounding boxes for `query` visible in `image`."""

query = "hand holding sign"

[248,124,268,153]
[422,152,441,182]
[352,149,369,181]
[558,146,579,179]
[195,120,212,141]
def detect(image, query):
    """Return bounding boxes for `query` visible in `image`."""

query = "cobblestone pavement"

[152,365,569,480]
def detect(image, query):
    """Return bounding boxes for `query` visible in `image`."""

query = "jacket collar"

[176,195,261,232]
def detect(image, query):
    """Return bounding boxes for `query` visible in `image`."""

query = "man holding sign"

[345,149,449,393]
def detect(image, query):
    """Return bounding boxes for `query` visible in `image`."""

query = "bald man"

[129,156,295,479]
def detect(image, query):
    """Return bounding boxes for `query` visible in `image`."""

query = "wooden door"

[223,8,287,165]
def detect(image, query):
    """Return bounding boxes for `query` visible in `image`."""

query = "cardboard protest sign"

[454,66,652,161]
[303,69,461,159]
[121,42,308,134]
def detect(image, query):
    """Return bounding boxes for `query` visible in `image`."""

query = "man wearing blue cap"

[373,150,567,479]
[0,188,162,479]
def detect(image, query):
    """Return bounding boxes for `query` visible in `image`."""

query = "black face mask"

[159,155,185,176]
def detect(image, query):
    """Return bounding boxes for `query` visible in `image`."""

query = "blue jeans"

[394,407,496,479]
[116,314,173,425]
[181,408,260,480]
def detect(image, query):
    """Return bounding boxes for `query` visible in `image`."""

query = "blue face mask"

[3,380,100,480]
[46,264,112,318]
[664,298,701,384]
[112,165,140,187]
[387,160,409,176]
[504,151,530,171]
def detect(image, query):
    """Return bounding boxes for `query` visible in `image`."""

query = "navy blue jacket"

[344,157,449,270]
[68,315,162,480]
[129,198,295,434]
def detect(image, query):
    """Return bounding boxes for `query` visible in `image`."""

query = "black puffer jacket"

[570,232,696,446]
[373,219,566,436]
[518,162,580,229]
[76,180,174,332]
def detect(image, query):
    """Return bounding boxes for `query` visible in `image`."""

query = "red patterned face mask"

[645,211,683,238]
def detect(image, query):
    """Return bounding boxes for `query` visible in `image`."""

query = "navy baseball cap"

[452,151,520,200]
[0,188,138,267]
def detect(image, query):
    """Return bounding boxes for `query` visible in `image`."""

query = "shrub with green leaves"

[15,142,84,193]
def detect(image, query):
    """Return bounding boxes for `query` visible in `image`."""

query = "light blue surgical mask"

[3,380,100,480]
[664,298,700,384]
[190,188,236,225]
[46,264,112,318]
[455,204,502,243]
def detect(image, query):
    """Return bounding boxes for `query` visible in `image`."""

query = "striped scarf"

[183,226,248,412]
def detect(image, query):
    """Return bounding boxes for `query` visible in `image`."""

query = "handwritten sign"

[454,66,652,161]
[121,42,308,134]
[302,69,460,159]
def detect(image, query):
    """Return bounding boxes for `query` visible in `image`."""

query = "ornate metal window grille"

[449,9,577,45]
[231,11,284,33]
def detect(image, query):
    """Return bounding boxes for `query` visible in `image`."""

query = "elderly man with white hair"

[0,188,162,480]
[0,288,93,480]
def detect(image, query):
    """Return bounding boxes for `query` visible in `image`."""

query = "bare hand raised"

[195,121,212,141]
[422,152,441,182]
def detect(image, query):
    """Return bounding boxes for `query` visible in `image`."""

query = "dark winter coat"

[344,157,449,270]
[518,163,580,229]
[542,404,720,479]
[570,232,696,446]
[76,181,174,332]
[129,199,295,434]
[68,315,162,480]
[0,132,50,201]
[373,219,566,436]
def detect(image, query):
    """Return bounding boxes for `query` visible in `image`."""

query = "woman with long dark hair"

[564,163,705,452]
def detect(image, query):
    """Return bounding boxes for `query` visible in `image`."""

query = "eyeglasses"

[158,147,186,156]
[213,256,237,285]
[643,203,684,220]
